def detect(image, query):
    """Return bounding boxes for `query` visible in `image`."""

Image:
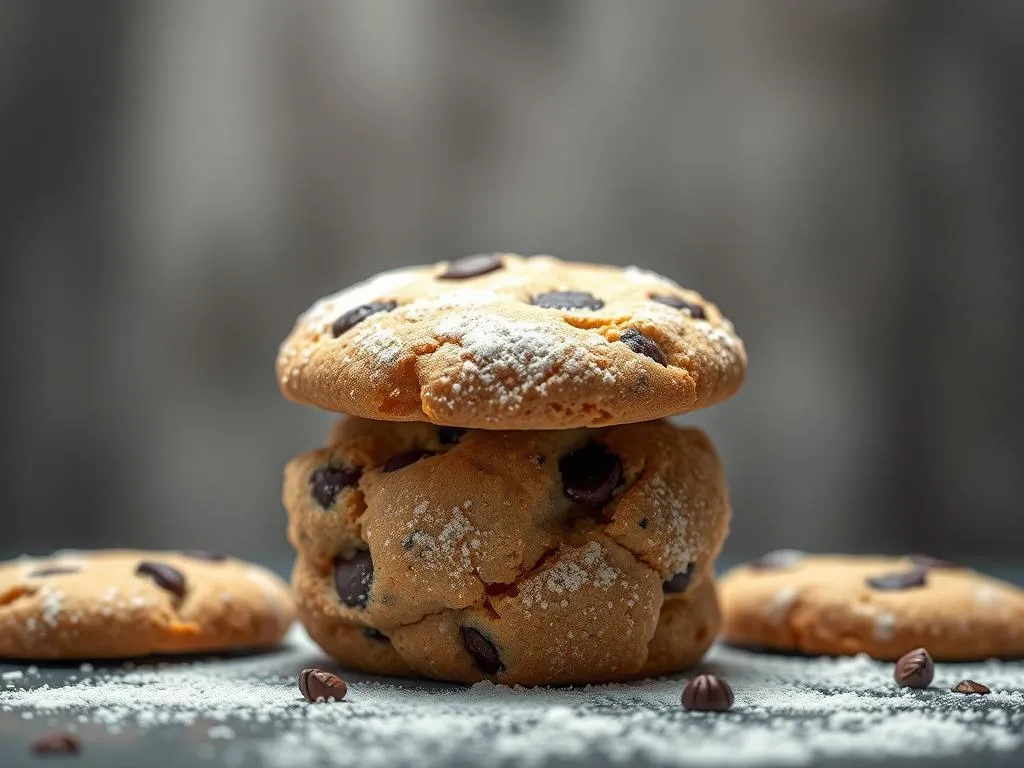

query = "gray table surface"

[1,558,1021,768]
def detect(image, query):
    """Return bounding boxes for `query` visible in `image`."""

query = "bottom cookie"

[0,550,295,659]
[295,558,720,685]
[719,553,1024,660]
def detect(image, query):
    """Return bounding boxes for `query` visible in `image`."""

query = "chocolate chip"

[135,561,186,598]
[334,551,373,608]
[650,294,706,319]
[331,300,397,338]
[27,565,81,578]
[638,517,648,529]
[179,549,227,562]
[749,549,805,570]
[438,426,467,445]
[559,441,623,506]
[310,466,361,509]
[951,679,991,695]
[439,253,503,280]
[619,329,667,365]
[382,450,434,473]
[894,648,934,689]
[363,627,388,642]
[31,731,81,755]
[531,291,604,310]
[461,626,502,674]
[867,568,927,591]
[681,674,734,712]
[664,563,695,593]
[298,668,348,702]
[908,554,962,570]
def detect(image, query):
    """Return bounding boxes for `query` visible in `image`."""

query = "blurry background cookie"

[0,550,294,659]
[719,552,1024,660]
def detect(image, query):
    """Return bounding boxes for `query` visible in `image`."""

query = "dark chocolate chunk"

[310,466,361,509]
[27,565,81,578]
[908,554,962,570]
[663,563,695,593]
[439,253,503,280]
[681,674,734,712]
[298,668,348,702]
[135,561,186,599]
[638,517,648,530]
[894,648,934,688]
[461,626,502,674]
[382,450,434,473]
[179,549,227,563]
[334,551,374,608]
[559,441,623,507]
[331,300,397,338]
[650,294,706,319]
[951,679,990,695]
[363,627,389,642]
[531,291,604,311]
[619,329,667,365]
[31,731,81,755]
[748,549,805,570]
[438,426,467,445]
[866,568,927,591]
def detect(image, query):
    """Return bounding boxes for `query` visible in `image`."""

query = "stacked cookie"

[277,254,747,684]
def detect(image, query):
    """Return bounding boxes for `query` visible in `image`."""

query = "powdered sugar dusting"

[300,268,419,334]
[874,612,896,642]
[520,541,622,611]
[769,587,800,625]
[1,628,1021,766]
[430,310,615,415]
[645,474,695,574]
[623,265,678,287]
[402,501,480,578]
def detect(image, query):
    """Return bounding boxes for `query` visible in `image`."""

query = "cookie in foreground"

[719,552,1024,660]
[277,254,746,429]
[0,550,294,659]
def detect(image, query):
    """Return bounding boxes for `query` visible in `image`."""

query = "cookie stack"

[277,254,747,684]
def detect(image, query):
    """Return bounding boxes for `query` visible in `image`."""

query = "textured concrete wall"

[2,1,1022,559]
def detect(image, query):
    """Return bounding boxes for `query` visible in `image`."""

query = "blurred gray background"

[2,0,1022,561]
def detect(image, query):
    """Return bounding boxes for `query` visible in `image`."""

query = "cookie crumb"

[951,679,991,695]
[31,731,81,755]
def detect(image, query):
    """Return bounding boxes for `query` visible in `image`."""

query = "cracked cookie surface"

[719,553,1024,661]
[276,254,746,429]
[284,416,730,684]
[0,550,294,659]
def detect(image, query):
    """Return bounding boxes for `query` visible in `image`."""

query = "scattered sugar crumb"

[0,629,1021,767]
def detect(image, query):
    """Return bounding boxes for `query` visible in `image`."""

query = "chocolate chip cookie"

[0,550,294,659]
[719,553,1024,660]
[284,416,730,684]
[277,254,746,430]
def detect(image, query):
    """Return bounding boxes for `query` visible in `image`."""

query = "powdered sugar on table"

[1,627,1021,767]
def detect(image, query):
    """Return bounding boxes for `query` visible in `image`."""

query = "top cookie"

[277,254,746,429]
